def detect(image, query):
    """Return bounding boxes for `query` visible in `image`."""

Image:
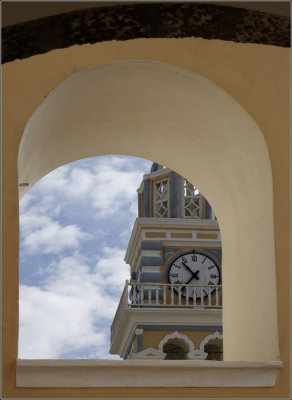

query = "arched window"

[158,331,196,361]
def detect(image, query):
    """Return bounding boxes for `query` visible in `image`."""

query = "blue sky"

[18,155,152,359]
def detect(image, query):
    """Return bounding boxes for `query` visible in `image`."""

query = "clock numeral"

[208,265,215,270]
[208,281,214,285]
[210,274,218,279]
[170,273,178,277]
[202,256,207,264]
[182,257,187,263]
[191,255,197,262]
[174,280,181,284]
[174,265,181,269]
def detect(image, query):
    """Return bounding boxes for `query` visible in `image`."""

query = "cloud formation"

[19,248,129,359]
[35,155,149,218]
[21,216,90,254]
[19,155,152,359]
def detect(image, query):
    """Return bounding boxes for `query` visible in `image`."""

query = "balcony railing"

[111,281,222,340]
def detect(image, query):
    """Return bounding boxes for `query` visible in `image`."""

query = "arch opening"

[18,60,279,362]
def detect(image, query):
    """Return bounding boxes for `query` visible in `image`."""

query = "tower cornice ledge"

[110,308,222,357]
[125,218,220,266]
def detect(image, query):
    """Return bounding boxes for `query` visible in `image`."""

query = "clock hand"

[182,262,200,280]
[181,275,199,299]
[193,270,200,280]
[182,262,194,274]
[185,276,195,284]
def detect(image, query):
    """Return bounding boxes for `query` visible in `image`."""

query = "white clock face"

[167,251,220,299]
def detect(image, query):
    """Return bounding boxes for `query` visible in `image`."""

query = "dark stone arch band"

[2,3,290,64]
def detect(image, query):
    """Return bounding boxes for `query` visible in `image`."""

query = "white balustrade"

[117,281,222,310]
[111,280,222,342]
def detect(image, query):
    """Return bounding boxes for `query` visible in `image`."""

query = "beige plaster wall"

[2,38,290,398]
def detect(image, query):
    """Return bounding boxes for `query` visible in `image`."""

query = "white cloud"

[63,157,146,219]
[19,248,129,358]
[94,247,130,291]
[19,155,152,359]
[90,168,142,218]
[21,216,90,254]
[20,188,92,255]
[34,165,70,193]
[23,156,148,219]
[19,192,34,213]
[19,285,108,359]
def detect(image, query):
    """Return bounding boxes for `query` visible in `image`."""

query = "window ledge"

[17,359,282,387]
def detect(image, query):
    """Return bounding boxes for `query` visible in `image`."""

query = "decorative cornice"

[110,307,222,356]
[2,3,290,63]
[125,217,220,266]
[142,167,172,181]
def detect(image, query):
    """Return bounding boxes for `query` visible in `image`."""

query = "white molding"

[157,330,221,360]
[162,240,221,248]
[132,236,221,272]
[137,180,144,194]
[158,330,194,353]
[140,249,162,257]
[142,168,172,181]
[200,331,223,352]
[16,359,283,387]
[137,169,172,196]
[125,218,220,266]
[189,331,223,360]
[110,308,222,357]
[138,218,220,229]
[134,250,162,273]
[130,348,166,359]
[188,349,208,360]
[141,229,220,242]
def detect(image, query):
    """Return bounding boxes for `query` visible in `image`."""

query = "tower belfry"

[110,163,222,360]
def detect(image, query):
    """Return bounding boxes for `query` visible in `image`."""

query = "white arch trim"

[200,331,223,352]
[158,330,195,353]
[190,331,223,360]
[130,348,166,360]
[18,60,280,364]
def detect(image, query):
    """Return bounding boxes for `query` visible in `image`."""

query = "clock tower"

[110,163,222,361]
